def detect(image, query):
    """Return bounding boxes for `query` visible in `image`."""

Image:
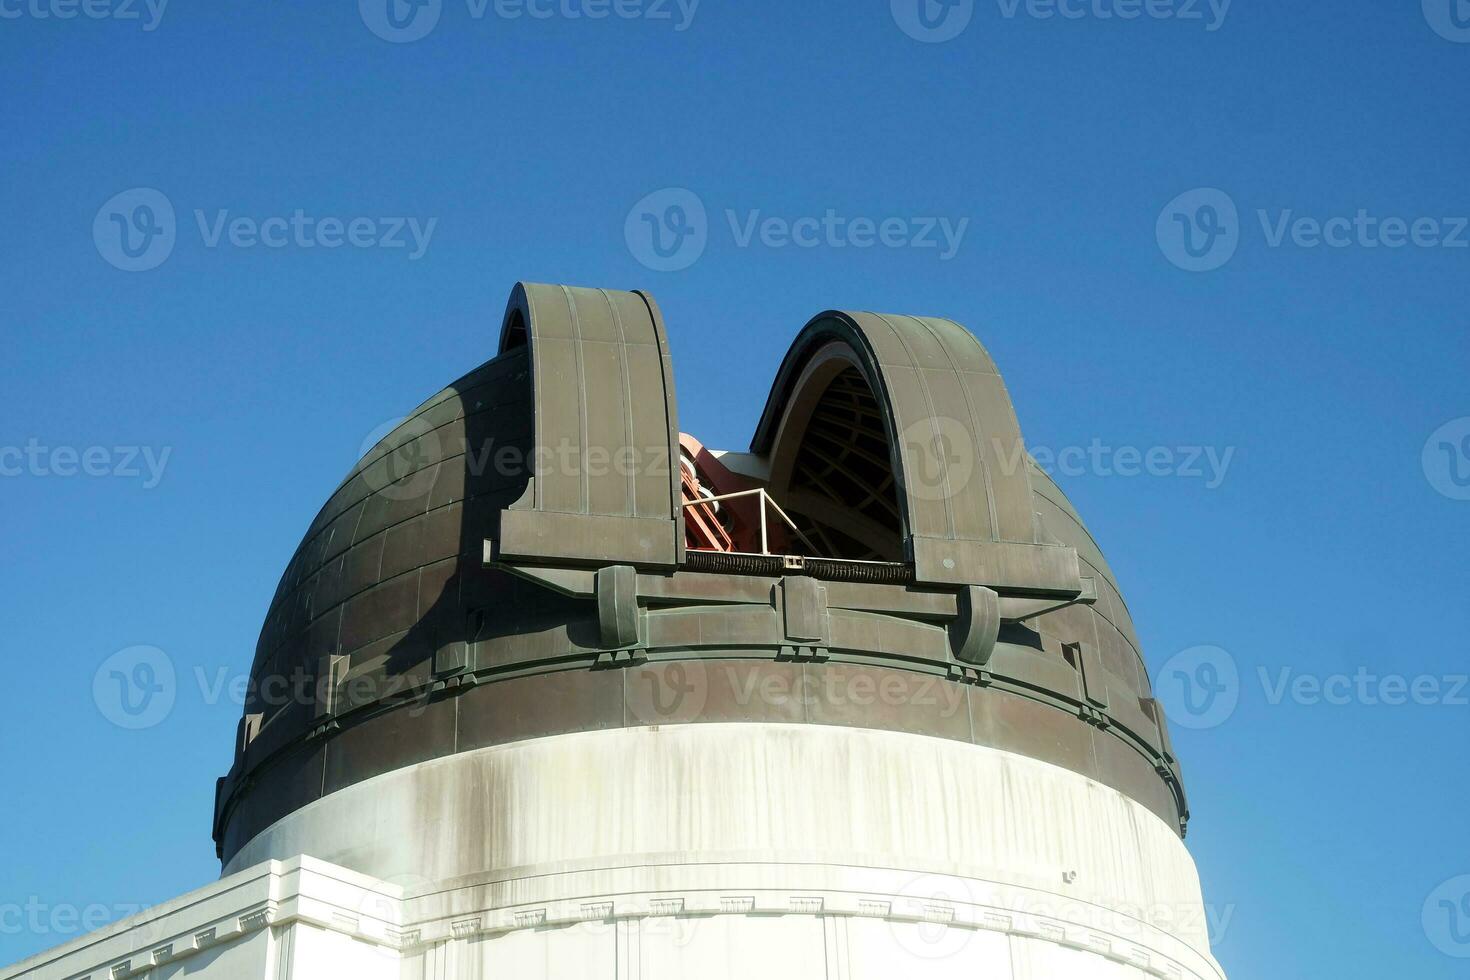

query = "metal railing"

[681,487,820,556]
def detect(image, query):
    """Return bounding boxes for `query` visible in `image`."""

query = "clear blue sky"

[2,1,1468,974]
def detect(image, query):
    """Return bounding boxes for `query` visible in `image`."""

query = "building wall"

[3,855,1227,980]
[229,724,1226,978]
[0,859,401,980]
[7,740,1229,980]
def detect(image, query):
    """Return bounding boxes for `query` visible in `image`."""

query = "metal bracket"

[314,654,349,720]
[998,576,1099,623]
[1065,639,1110,710]
[593,649,648,669]
[779,575,829,645]
[777,645,829,662]
[950,585,1001,667]
[236,713,262,759]
[947,663,993,687]
[430,673,479,694]
[596,564,641,650]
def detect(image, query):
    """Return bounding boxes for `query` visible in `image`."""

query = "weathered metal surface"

[751,312,1084,595]
[495,283,683,570]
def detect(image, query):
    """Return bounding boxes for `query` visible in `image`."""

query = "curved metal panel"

[754,311,1083,593]
[495,282,683,569]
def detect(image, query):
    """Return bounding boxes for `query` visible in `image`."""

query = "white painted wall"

[6,726,1229,980]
